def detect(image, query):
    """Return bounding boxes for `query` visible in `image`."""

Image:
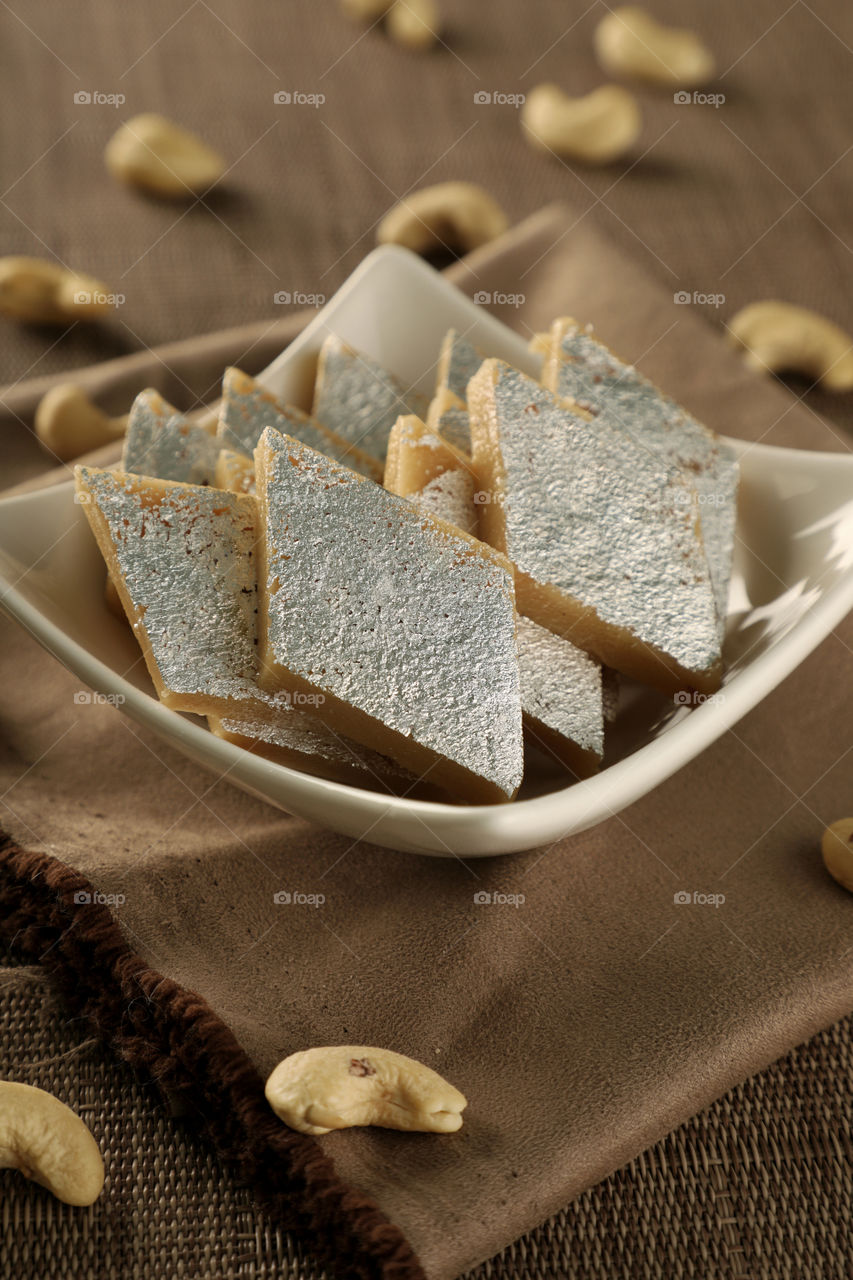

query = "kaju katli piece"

[384,415,604,777]
[214,447,256,495]
[77,467,417,789]
[254,426,524,804]
[383,414,478,535]
[122,389,220,486]
[467,359,722,695]
[539,318,738,635]
[217,366,382,481]
[311,333,428,463]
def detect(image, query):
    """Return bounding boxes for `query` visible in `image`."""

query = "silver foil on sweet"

[312,334,428,463]
[548,323,738,634]
[258,427,524,797]
[218,368,377,478]
[516,614,604,759]
[471,363,721,676]
[122,390,220,486]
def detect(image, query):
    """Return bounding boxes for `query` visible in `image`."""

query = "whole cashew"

[822,819,853,892]
[386,0,439,50]
[105,114,225,198]
[35,384,128,461]
[0,257,112,325]
[594,7,715,88]
[265,1046,467,1135]
[0,1081,104,1206]
[521,84,641,165]
[726,301,853,391]
[377,182,508,256]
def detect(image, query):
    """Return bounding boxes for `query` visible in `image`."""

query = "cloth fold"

[1,205,852,1280]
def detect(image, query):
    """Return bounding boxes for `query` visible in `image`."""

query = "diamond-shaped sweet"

[467,359,722,694]
[540,318,738,634]
[76,468,260,711]
[426,385,471,454]
[207,707,417,793]
[516,616,603,776]
[77,466,410,788]
[383,414,477,534]
[122,389,219,486]
[215,447,256,495]
[437,328,483,402]
[218,366,381,480]
[385,414,603,776]
[311,334,428,463]
[254,426,523,803]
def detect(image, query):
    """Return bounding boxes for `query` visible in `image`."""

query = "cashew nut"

[0,257,112,325]
[520,84,641,165]
[822,818,853,893]
[35,384,128,461]
[265,1046,467,1135]
[0,1081,104,1205]
[726,301,853,391]
[377,182,508,256]
[105,114,225,198]
[594,7,715,88]
[340,0,390,20]
[386,0,439,50]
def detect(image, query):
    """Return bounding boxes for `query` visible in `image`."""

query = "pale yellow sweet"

[383,414,475,497]
[214,447,256,495]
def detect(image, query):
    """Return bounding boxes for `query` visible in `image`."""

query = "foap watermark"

[277,689,325,708]
[74,289,125,308]
[473,90,526,108]
[73,889,126,906]
[473,890,525,907]
[674,90,725,109]
[273,90,325,108]
[73,691,126,707]
[674,889,726,908]
[673,487,730,508]
[472,489,505,506]
[73,90,126,108]
[273,890,325,906]
[273,290,325,307]
[673,690,725,708]
[674,290,725,308]
[473,290,525,308]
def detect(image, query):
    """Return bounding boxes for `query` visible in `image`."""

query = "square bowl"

[2,246,853,856]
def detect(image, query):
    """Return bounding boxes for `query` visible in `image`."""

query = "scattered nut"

[35,384,128,461]
[521,83,641,165]
[386,0,439,49]
[594,7,715,88]
[340,0,390,20]
[726,301,853,391]
[0,1081,104,1205]
[265,1045,467,1135]
[0,257,112,326]
[377,182,508,257]
[105,114,225,198]
[822,818,853,892]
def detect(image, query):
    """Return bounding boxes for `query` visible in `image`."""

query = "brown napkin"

[2,205,852,1280]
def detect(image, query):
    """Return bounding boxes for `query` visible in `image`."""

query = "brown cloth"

[1,204,853,1279]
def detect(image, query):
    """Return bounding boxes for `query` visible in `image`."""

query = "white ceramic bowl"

[2,246,852,856]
